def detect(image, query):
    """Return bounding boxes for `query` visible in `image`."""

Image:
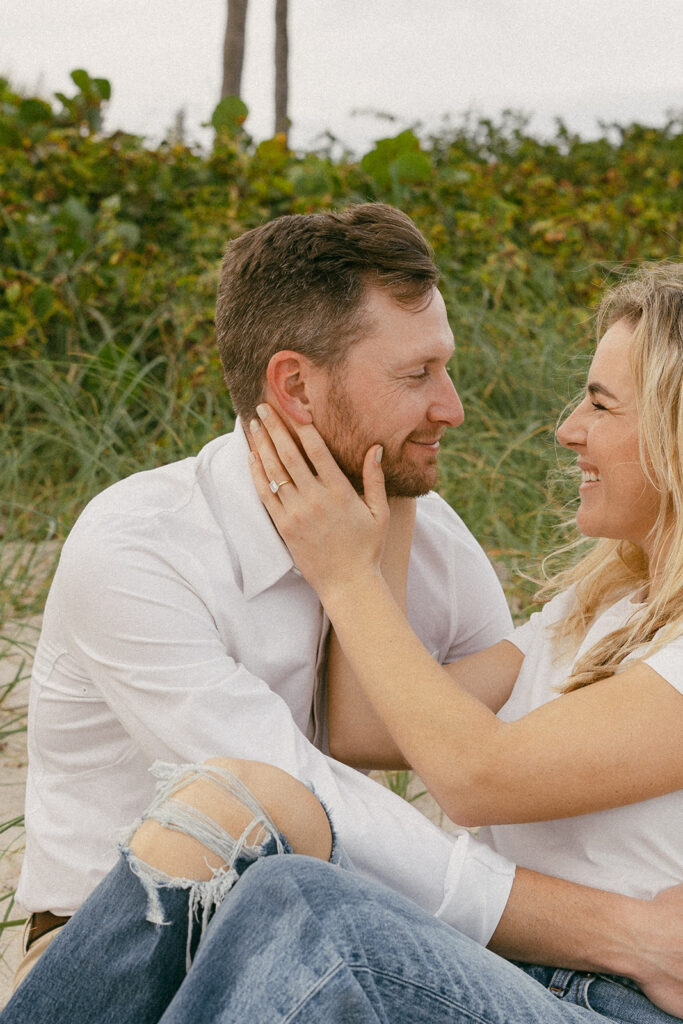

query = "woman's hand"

[248,404,390,601]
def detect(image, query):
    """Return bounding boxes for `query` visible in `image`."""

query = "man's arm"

[328,497,414,768]
[490,869,683,1019]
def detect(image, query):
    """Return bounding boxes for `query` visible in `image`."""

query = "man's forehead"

[356,287,454,353]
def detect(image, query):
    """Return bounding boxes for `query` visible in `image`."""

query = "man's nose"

[430,374,465,427]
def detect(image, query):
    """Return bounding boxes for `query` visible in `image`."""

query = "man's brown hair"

[215,203,439,420]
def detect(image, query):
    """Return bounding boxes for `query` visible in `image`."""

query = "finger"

[274,414,356,489]
[248,447,277,506]
[249,415,291,492]
[362,445,390,528]
[248,449,292,534]
[254,405,320,491]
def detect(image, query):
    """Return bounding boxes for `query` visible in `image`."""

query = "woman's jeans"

[2,770,680,1023]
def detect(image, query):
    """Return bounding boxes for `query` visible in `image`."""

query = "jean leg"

[0,761,296,1024]
[159,856,608,1024]
[516,965,683,1024]
[583,974,683,1024]
[0,854,193,1024]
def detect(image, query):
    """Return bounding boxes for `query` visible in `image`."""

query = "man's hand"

[491,870,683,1019]
[627,883,683,1017]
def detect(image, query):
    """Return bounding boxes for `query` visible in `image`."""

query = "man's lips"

[408,437,442,450]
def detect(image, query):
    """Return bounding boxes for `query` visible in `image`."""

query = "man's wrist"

[613,892,663,989]
[593,891,647,980]
[488,868,647,978]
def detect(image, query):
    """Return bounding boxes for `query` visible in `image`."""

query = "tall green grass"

[0,623,39,944]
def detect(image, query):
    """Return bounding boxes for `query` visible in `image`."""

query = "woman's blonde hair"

[542,262,683,692]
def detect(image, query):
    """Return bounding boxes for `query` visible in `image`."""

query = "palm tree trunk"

[221,0,249,99]
[274,0,289,139]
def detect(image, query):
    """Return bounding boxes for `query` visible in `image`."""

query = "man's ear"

[265,350,317,424]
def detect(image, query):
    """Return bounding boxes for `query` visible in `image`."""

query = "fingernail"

[375,446,384,463]
[250,418,260,433]
[256,404,269,420]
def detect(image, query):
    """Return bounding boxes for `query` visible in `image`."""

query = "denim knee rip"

[122,760,294,969]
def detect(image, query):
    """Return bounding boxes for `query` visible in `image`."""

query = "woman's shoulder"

[641,628,683,696]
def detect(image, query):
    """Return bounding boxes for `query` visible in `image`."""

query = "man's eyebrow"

[587,382,619,401]
[396,344,456,369]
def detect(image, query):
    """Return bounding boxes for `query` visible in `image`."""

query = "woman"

[3,264,682,1023]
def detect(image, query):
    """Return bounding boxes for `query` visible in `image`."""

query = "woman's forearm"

[320,570,503,823]
[321,571,683,825]
[248,405,683,825]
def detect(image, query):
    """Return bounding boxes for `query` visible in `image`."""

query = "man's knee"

[129,758,332,880]
[205,757,332,861]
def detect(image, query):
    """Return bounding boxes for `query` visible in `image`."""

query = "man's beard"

[318,378,438,498]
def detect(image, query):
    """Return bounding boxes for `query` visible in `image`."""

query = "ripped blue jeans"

[2,760,344,1024]
[125,761,296,971]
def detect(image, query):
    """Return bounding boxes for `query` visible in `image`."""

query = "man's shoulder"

[409,492,512,653]
[411,490,504,595]
[414,491,480,548]
[77,432,237,527]
[59,433,245,572]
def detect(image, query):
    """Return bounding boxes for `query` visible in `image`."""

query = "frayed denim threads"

[123,760,292,969]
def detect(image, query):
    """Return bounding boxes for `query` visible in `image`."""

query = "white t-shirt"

[18,423,515,945]
[480,588,683,898]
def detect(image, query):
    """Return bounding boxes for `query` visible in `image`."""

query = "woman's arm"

[322,567,683,826]
[249,408,683,825]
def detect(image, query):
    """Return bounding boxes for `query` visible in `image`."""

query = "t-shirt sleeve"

[505,588,578,657]
[644,635,683,696]
[505,615,539,656]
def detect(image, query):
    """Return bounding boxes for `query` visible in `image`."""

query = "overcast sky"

[3,0,682,152]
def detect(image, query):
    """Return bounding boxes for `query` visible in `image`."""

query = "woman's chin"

[575,510,601,539]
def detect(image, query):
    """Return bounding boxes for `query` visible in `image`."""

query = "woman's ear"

[265,350,316,424]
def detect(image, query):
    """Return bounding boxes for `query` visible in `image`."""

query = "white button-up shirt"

[18,424,515,944]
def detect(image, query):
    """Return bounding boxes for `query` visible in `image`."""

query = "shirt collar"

[208,419,298,601]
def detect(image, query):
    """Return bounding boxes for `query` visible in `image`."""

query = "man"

[15,204,678,998]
